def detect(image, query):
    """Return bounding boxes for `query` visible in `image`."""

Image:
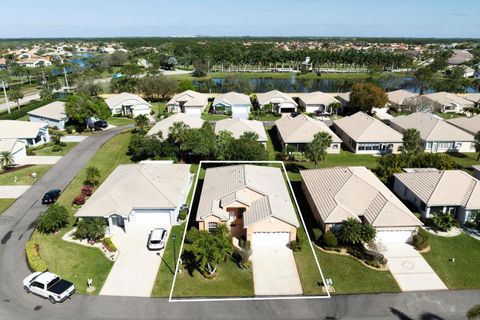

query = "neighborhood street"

[0,92,40,113]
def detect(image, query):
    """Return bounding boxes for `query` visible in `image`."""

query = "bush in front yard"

[432,211,455,232]
[81,185,94,197]
[347,244,388,268]
[36,204,70,234]
[25,240,48,272]
[74,218,107,242]
[322,231,338,248]
[360,224,376,243]
[289,239,303,252]
[412,232,429,251]
[312,228,323,244]
[102,237,117,252]
[73,194,86,205]
[51,145,63,152]
[178,208,188,221]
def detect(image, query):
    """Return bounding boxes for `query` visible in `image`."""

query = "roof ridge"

[425,171,446,204]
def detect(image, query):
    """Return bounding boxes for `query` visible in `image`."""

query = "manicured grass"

[0,165,52,185]
[31,132,133,294]
[107,117,135,126]
[253,114,281,121]
[448,152,479,175]
[201,113,230,121]
[265,126,276,161]
[33,142,78,156]
[151,102,167,115]
[0,199,15,215]
[434,112,463,120]
[421,231,480,289]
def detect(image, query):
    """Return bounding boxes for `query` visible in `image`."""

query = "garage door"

[252,232,290,246]
[185,108,201,117]
[132,210,172,226]
[376,230,413,243]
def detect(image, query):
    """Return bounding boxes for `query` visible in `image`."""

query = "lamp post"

[172,234,177,274]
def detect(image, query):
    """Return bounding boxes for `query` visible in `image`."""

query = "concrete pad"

[17,156,62,165]
[393,273,449,291]
[61,136,87,143]
[0,186,30,199]
[100,225,170,297]
[251,244,303,296]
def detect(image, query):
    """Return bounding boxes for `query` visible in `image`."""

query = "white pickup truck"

[23,272,75,304]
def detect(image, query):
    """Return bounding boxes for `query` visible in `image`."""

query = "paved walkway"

[17,156,62,165]
[61,135,88,143]
[384,243,447,291]
[0,186,30,199]
[251,244,303,296]
[100,225,169,297]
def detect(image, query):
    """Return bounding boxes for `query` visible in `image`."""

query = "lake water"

[194,77,478,94]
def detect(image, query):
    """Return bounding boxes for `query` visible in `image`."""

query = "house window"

[208,222,218,232]
[237,208,245,219]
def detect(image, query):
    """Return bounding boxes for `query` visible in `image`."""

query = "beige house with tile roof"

[447,115,480,135]
[167,90,209,118]
[104,92,152,117]
[297,91,340,114]
[256,90,298,114]
[390,112,475,153]
[214,118,267,145]
[196,165,299,245]
[146,113,204,139]
[332,112,403,154]
[28,101,68,129]
[473,165,480,180]
[275,114,342,153]
[421,92,474,113]
[463,93,480,104]
[301,167,422,243]
[386,89,418,111]
[0,120,50,147]
[212,92,252,120]
[393,170,480,224]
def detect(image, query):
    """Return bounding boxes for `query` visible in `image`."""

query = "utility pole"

[1,80,10,113]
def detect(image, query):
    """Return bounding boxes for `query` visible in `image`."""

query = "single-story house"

[28,101,68,130]
[336,92,350,107]
[473,165,480,180]
[146,113,204,139]
[462,66,475,78]
[448,49,474,65]
[420,92,474,114]
[196,165,300,246]
[332,112,403,154]
[256,90,298,114]
[297,91,340,114]
[390,112,475,153]
[0,58,6,70]
[212,92,252,120]
[0,139,27,163]
[17,57,52,68]
[75,163,192,233]
[447,115,480,135]
[167,90,209,118]
[104,92,152,117]
[214,118,267,146]
[463,93,480,105]
[386,89,418,112]
[0,120,50,147]
[275,114,341,153]
[301,167,423,243]
[393,169,480,224]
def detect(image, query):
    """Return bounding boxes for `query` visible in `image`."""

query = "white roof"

[387,90,417,105]
[0,120,48,139]
[214,119,267,142]
[0,139,25,153]
[333,112,403,143]
[448,49,474,65]
[447,115,480,135]
[394,170,480,209]
[213,92,251,106]
[27,101,67,121]
[75,163,191,218]
[336,92,351,102]
[146,113,204,138]
[275,114,341,144]
[463,93,480,103]
[104,92,150,109]
[297,91,339,106]
[301,167,422,227]
[167,90,208,108]
[196,165,299,228]
[422,92,474,108]
[257,90,298,106]
[390,112,474,142]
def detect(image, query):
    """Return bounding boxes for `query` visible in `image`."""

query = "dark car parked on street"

[41,189,61,205]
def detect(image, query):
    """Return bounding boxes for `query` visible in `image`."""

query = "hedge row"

[102,237,117,252]
[25,240,48,272]
[0,99,53,120]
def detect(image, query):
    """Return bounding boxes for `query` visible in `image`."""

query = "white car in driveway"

[147,228,167,250]
[23,272,75,304]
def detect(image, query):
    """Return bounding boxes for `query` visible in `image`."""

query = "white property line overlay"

[168,160,331,302]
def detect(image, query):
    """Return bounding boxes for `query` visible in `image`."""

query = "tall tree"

[9,89,23,110]
[414,67,434,94]
[134,114,149,132]
[349,82,388,113]
[401,128,423,155]
[304,132,332,168]
[65,94,111,126]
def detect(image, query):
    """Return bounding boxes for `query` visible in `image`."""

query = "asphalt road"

[0,92,40,113]
[0,124,479,320]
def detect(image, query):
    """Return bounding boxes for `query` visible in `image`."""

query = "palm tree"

[467,304,480,319]
[337,218,363,245]
[168,121,190,143]
[0,151,14,169]
[9,89,24,111]
[84,166,100,186]
[135,114,149,132]
[401,128,423,155]
[475,131,480,161]
[304,132,333,168]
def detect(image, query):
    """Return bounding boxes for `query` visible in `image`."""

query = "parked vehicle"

[290,111,300,117]
[94,120,108,129]
[23,272,75,304]
[41,189,61,205]
[147,228,167,250]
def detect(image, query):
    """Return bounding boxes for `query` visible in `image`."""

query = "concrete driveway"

[383,243,447,291]
[0,186,30,198]
[17,156,62,165]
[251,243,303,296]
[100,225,170,297]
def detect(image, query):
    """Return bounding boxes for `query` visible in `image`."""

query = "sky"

[0,0,479,38]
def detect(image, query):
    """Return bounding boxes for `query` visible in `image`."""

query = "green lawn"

[448,153,479,175]
[253,114,281,121]
[151,102,167,115]
[31,131,133,294]
[0,165,52,185]
[201,113,230,121]
[421,230,480,289]
[434,112,464,120]
[33,142,78,156]
[0,199,15,215]
[265,127,276,161]
[107,117,135,126]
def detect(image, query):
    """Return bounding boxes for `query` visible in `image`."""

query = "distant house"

[214,118,267,146]
[462,66,475,78]
[167,90,208,118]
[297,91,340,114]
[393,169,480,224]
[447,115,480,136]
[212,92,251,120]
[0,139,26,163]
[420,92,474,113]
[146,113,204,139]
[275,114,342,153]
[473,165,480,180]
[17,56,52,68]
[0,58,6,70]
[463,93,480,105]
[256,90,298,114]
[390,112,475,153]
[104,92,152,117]
[28,101,68,130]
[301,167,423,243]
[0,120,50,147]
[448,49,474,65]
[332,112,403,154]
[386,89,417,112]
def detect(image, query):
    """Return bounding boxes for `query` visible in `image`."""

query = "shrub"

[81,185,94,197]
[26,147,35,156]
[102,237,117,252]
[73,218,106,242]
[178,208,188,221]
[289,240,302,252]
[233,247,252,269]
[322,231,338,248]
[73,194,86,205]
[66,125,76,134]
[25,241,48,272]
[347,244,387,268]
[312,228,323,244]
[412,233,429,251]
[432,211,455,232]
[337,218,363,244]
[36,204,70,234]
[360,224,377,243]
[51,145,63,152]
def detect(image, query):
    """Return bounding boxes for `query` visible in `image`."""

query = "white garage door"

[185,108,202,117]
[132,210,172,226]
[376,230,413,243]
[252,232,290,246]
